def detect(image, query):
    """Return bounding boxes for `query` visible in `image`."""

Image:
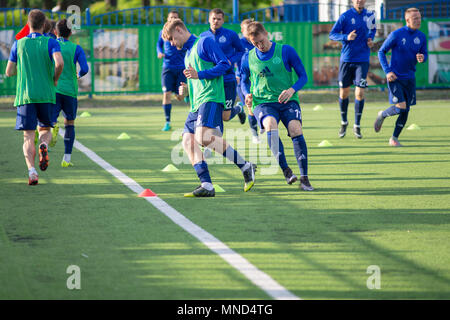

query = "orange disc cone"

[138,189,157,197]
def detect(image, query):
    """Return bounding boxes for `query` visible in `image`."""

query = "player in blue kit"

[236,18,261,144]
[329,0,376,139]
[162,19,256,197]
[157,11,187,131]
[200,8,246,126]
[240,22,313,191]
[374,8,427,147]
[52,19,89,167]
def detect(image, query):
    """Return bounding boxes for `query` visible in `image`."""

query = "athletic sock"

[339,97,349,124]
[64,125,75,155]
[163,104,172,122]
[382,105,402,118]
[222,145,247,170]
[267,130,288,171]
[228,104,242,120]
[292,135,308,177]
[354,99,364,126]
[248,115,258,136]
[63,154,71,163]
[393,109,409,138]
[193,161,212,184]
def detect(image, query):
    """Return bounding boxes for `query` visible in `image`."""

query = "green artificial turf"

[0,99,449,299]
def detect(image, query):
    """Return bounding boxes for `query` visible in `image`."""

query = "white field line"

[64,130,300,300]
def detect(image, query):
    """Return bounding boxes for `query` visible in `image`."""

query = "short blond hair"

[246,21,267,38]
[405,7,420,18]
[162,18,187,41]
[240,18,254,28]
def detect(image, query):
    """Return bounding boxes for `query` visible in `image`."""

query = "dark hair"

[28,9,46,30]
[168,10,179,17]
[247,21,267,38]
[209,8,225,17]
[43,19,56,33]
[56,19,71,38]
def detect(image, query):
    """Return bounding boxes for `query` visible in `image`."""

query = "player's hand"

[416,53,425,63]
[179,82,188,97]
[183,65,198,79]
[245,93,253,107]
[347,30,357,41]
[367,38,374,48]
[157,53,165,59]
[386,72,397,82]
[278,88,295,104]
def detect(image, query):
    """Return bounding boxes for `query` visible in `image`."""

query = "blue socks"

[382,105,403,118]
[393,109,409,138]
[267,130,288,171]
[355,99,364,126]
[292,135,308,177]
[64,125,75,155]
[222,145,247,169]
[193,161,212,184]
[163,104,171,122]
[228,104,242,120]
[248,115,258,136]
[339,98,349,124]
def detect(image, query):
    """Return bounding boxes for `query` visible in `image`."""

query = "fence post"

[380,3,384,20]
[233,0,239,23]
[85,8,91,26]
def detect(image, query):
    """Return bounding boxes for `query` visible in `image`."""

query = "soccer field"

[0,99,449,300]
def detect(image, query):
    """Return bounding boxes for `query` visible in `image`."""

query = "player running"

[5,9,64,185]
[240,22,313,190]
[157,11,187,131]
[162,19,256,197]
[374,8,427,147]
[51,19,89,167]
[329,0,376,139]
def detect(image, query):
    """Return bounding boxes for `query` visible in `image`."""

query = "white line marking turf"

[65,131,300,300]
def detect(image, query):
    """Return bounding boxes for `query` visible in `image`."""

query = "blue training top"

[183,34,230,80]
[240,42,308,97]
[329,7,376,63]
[200,27,245,83]
[378,26,428,80]
[236,37,254,78]
[157,30,187,70]
[9,32,60,63]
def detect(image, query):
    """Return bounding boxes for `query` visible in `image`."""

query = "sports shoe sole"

[28,176,38,185]
[39,144,49,171]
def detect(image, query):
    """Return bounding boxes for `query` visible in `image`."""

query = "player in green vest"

[162,19,256,197]
[5,9,64,185]
[52,19,89,167]
[240,22,314,191]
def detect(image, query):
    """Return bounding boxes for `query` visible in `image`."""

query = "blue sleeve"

[368,13,377,40]
[329,15,348,42]
[240,52,251,97]
[228,31,245,65]
[196,37,230,80]
[378,32,396,74]
[9,40,17,63]
[48,38,61,60]
[420,34,428,63]
[157,31,164,54]
[75,45,89,78]
[283,45,308,91]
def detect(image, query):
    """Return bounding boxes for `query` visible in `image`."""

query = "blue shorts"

[183,102,224,134]
[161,67,186,93]
[253,100,302,136]
[15,103,54,130]
[52,93,78,123]
[388,78,416,107]
[224,80,237,110]
[338,61,369,88]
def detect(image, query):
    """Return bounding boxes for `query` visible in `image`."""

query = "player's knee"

[182,133,195,150]
[288,121,303,137]
[339,87,350,99]
[163,91,172,104]
[396,102,407,109]
[355,88,365,100]
[222,110,231,121]
[64,119,75,126]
